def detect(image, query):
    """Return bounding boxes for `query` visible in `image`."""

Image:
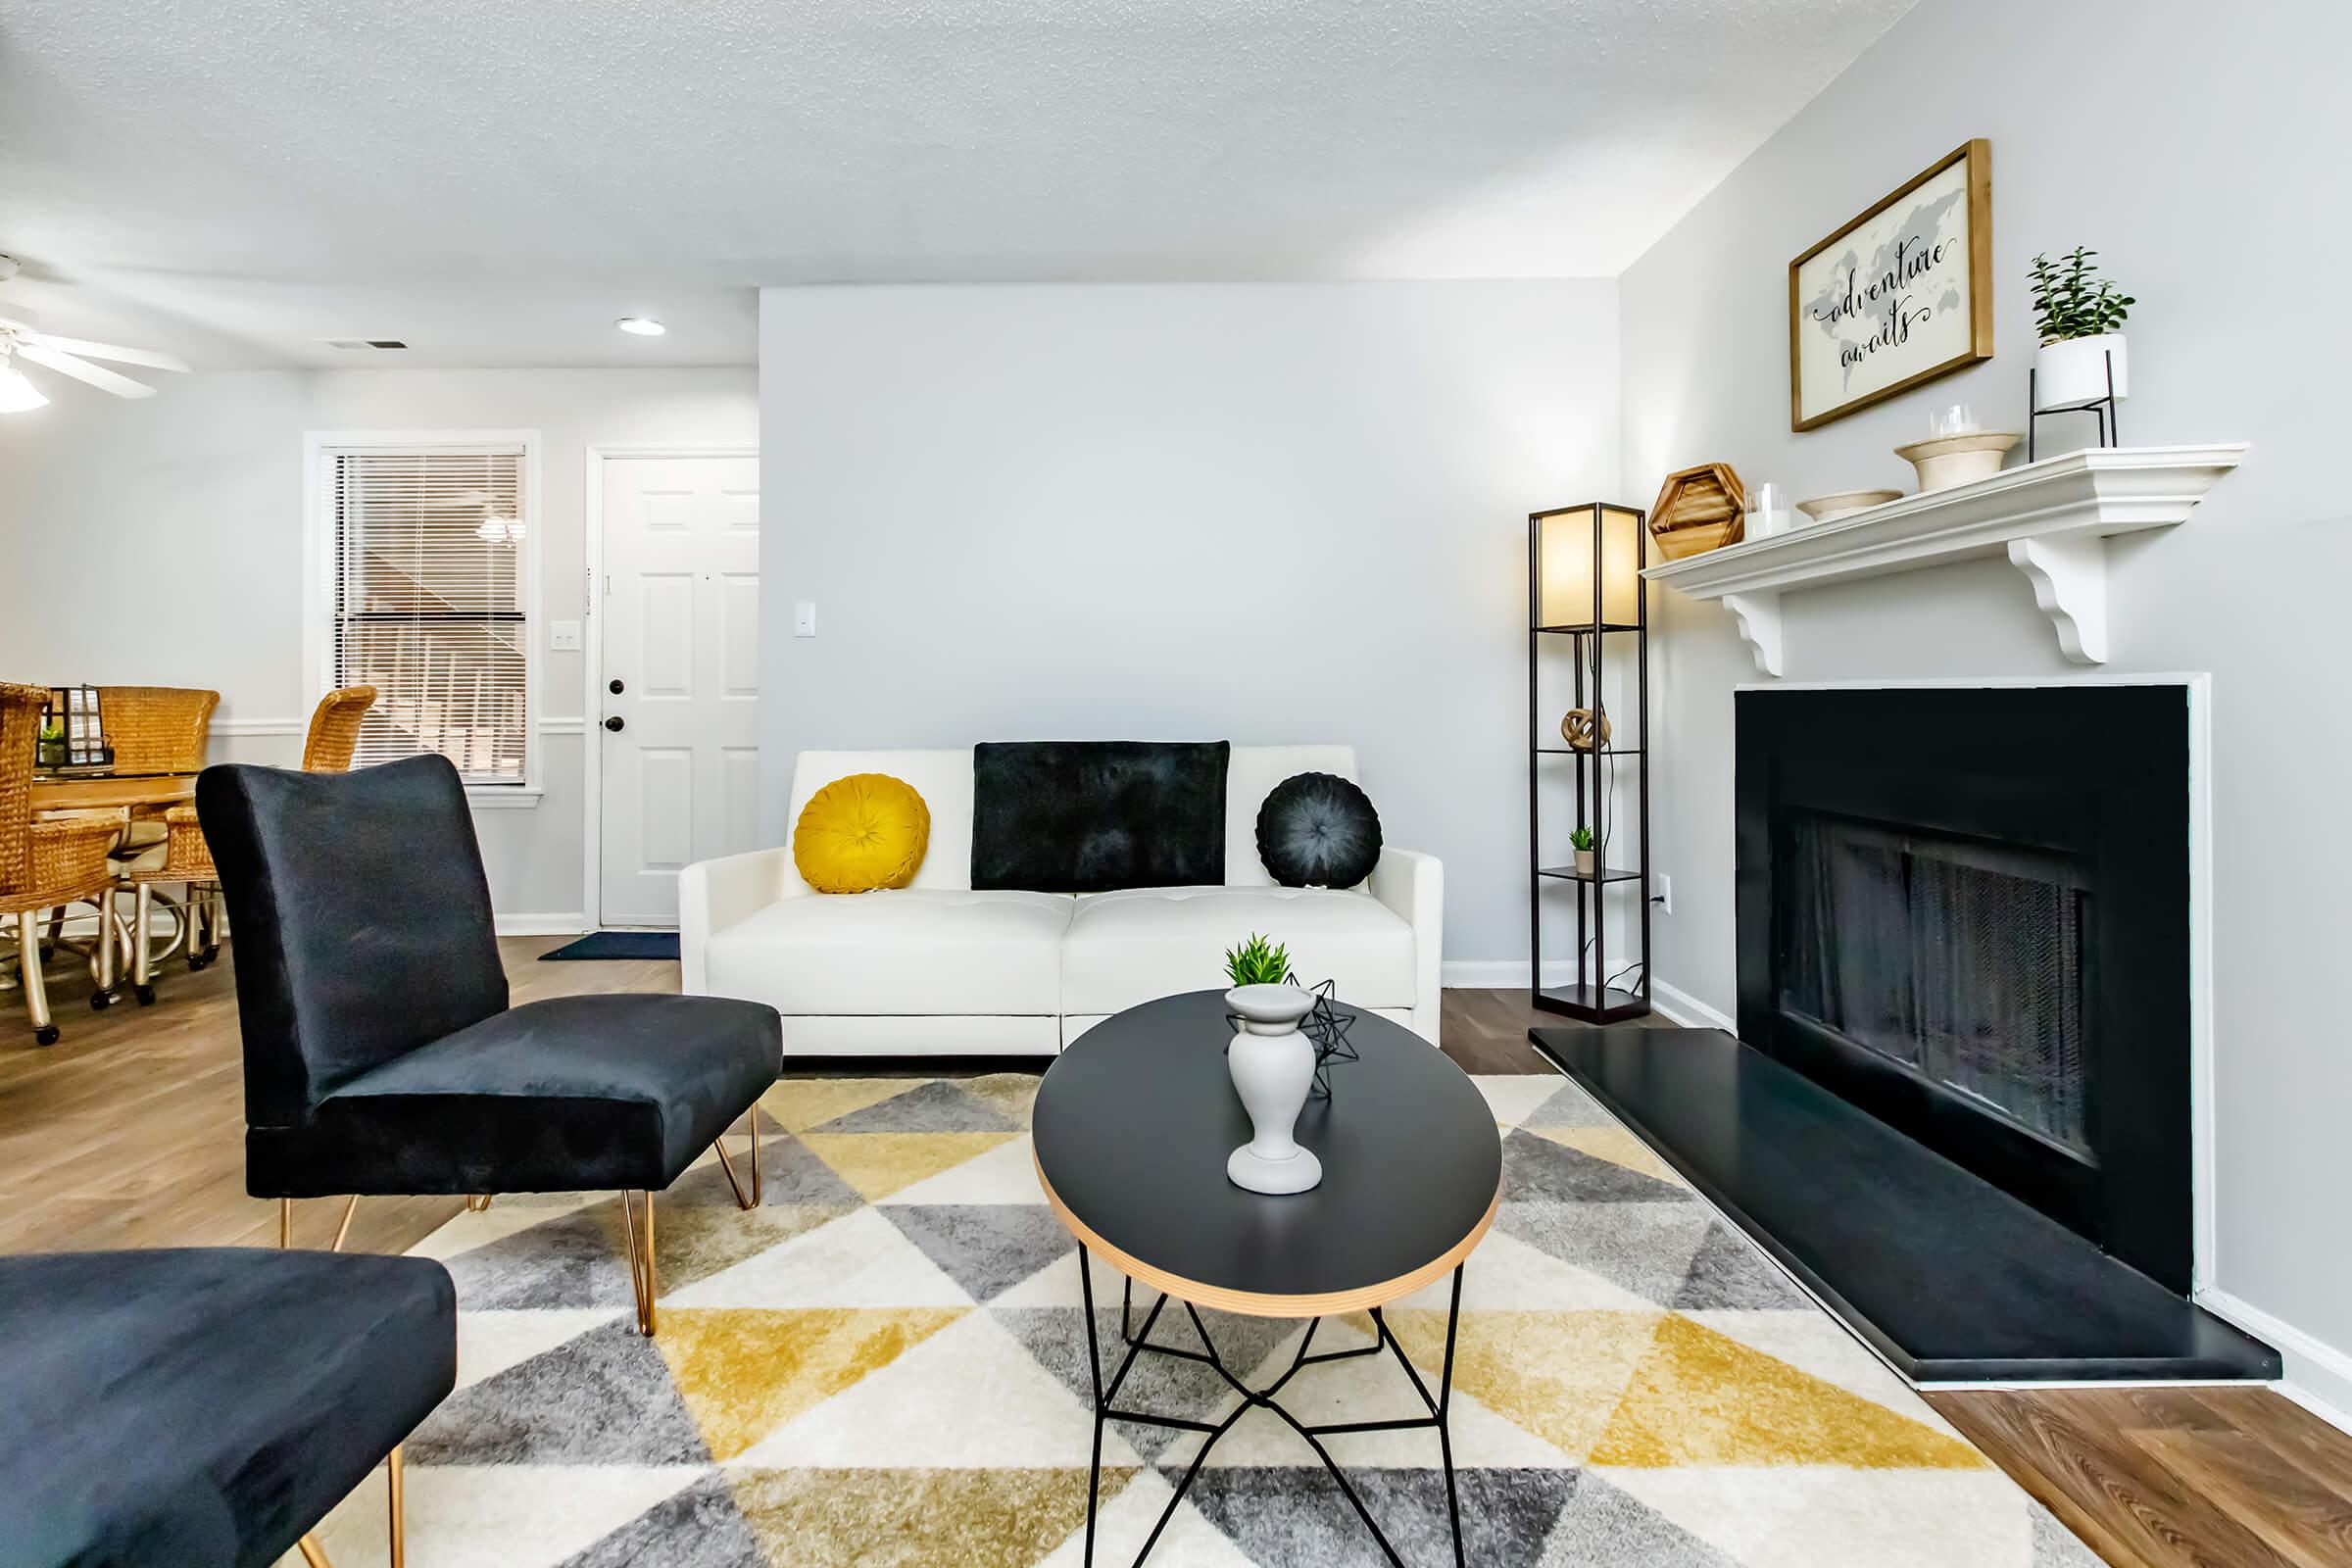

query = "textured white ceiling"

[0,0,1915,368]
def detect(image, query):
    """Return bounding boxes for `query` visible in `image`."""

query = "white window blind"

[327,447,529,784]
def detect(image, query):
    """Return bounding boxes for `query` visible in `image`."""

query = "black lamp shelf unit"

[1528,502,1652,1024]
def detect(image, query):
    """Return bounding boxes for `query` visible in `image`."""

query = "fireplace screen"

[1777,812,2091,1158]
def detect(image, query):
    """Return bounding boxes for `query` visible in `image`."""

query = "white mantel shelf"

[1642,444,2247,674]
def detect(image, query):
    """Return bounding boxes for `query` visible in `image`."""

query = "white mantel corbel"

[1642,444,2246,675]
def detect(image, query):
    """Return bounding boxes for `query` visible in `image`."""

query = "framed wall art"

[1788,138,1992,431]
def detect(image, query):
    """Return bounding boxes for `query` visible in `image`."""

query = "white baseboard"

[1650,978,1737,1033]
[2197,1287,2352,1435]
[494,913,592,937]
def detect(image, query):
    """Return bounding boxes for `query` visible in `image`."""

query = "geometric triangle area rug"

[289,1073,2103,1566]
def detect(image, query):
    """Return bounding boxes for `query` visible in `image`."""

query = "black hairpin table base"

[1075,1252,1467,1568]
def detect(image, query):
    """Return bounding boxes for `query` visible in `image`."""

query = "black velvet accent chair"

[0,1246,454,1568]
[198,754,782,1335]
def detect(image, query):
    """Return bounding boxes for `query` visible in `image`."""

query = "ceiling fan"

[0,255,190,413]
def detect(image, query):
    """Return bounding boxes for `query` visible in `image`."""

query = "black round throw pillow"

[1257,772,1383,888]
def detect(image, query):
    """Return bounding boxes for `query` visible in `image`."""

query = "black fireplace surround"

[1736,683,2192,1293]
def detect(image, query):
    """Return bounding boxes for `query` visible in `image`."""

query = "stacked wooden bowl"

[1646,463,1748,560]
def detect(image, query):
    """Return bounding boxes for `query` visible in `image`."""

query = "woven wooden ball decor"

[1559,709,1612,752]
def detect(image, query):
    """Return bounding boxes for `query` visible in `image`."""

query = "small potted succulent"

[1224,932,1295,988]
[2030,246,2134,411]
[35,717,68,770]
[1570,825,1597,877]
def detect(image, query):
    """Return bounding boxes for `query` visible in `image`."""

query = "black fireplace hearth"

[1532,680,2278,1386]
[1737,682,2191,1291]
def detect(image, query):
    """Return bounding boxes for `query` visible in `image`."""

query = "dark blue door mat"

[1532,1023,2278,1385]
[539,931,680,961]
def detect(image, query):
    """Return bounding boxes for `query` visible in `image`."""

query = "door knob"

[604,715,625,732]
[609,678,624,694]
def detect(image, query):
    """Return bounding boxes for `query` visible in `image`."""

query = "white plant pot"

[1573,848,1597,877]
[2034,334,2129,411]
[1225,984,1322,1195]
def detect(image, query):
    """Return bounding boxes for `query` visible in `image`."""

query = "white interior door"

[599,453,761,926]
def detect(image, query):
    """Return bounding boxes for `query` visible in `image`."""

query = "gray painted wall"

[1621,0,2352,1390]
[0,367,759,920]
[758,281,1620,964]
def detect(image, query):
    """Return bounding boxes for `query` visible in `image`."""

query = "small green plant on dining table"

[1224,932,1295,988]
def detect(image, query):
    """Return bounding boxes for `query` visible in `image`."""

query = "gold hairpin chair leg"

[387,1444,406,1568]
[464,1194,494,1212]
[288,1445,403,1568]
[618,1188,658,1336]
[711,1102,763,1210]
[275,1195,361,1250]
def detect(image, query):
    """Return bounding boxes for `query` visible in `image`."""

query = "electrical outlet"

[1653,873,1673,914]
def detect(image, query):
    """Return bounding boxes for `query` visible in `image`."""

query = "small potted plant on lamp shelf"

[1570,825,1598,878]
[2031,246,2134,411]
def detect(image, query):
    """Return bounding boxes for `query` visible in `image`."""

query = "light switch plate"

[793,602,817,638]
[549,619,582,652]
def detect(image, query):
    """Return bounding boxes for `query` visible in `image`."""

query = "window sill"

[466,787,544,810]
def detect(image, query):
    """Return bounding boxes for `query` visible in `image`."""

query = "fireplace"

[1736,683,2193,1292]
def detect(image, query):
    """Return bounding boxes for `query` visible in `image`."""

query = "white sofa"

[680,745,1442,1055]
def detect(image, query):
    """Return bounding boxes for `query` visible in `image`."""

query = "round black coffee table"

[1033,989,1502,1568]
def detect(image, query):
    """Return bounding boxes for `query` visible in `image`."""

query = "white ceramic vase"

[1224,983,1322,1195]
[2034,334,2129,411]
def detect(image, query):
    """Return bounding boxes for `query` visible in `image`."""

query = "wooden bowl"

[1795,489,1902,524]
[1648,463,1748,560]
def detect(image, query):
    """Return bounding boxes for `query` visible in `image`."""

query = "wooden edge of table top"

[1036,1152,1501,1321]
[29,773,199,812]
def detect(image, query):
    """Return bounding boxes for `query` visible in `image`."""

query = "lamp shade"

[1535,503,1644,628]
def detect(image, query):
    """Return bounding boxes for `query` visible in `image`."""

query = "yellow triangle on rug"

[656,1305,966,1461]
[799,1131,1020,1201]
[725,1464,1131,1568]
[1589,1312,1986,1469]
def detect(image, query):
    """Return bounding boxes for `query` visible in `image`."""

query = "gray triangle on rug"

[1502,1127,1692,1203]
[556,1473,762,1568]
[880,1202,1076,1301]
[408,1319,712,1467]
[810,1079,1021,1134]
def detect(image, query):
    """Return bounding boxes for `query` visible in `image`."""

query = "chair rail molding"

[1643,444,2247,674]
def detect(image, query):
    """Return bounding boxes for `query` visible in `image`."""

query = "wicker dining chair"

[124,687,377,1003]
[2,683,121,1046]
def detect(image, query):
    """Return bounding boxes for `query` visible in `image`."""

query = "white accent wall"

[0,367,758,922]
[1619,0,2352,1412]
[757,281,1621,962]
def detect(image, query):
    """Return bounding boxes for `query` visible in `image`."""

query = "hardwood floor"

[4,945,2348,1568]
[1449,989,2352,1568]
[0,936,676,1257]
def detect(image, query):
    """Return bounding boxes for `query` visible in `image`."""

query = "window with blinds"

[326,446,530,785]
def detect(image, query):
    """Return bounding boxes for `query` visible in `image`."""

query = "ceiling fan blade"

[26,333,188,373]
[15,343,158,398]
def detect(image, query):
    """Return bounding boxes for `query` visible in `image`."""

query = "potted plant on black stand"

[2031,246,2134,411]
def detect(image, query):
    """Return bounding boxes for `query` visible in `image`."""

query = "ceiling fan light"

[0,365,47,413]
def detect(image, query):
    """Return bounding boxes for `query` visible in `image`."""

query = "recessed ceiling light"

[615,317,666,336]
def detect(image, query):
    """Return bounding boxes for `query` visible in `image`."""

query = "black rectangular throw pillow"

[971,741,1230,893]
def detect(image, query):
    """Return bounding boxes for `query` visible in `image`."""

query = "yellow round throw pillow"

[793,773,931,893]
